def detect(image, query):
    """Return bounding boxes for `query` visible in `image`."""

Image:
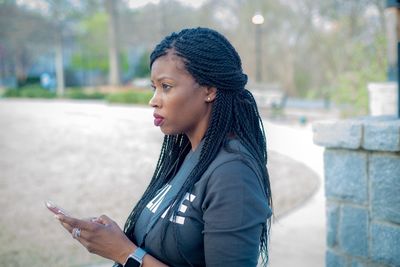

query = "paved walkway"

[266,122,325,267]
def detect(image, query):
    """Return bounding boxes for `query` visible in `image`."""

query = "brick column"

[313,116,400,267]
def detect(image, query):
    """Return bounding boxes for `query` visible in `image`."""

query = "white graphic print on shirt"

[146,184,172,213]
[146,184,196,225]
[161,193,196,225]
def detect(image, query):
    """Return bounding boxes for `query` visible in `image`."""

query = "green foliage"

[294,69,312,98]
[135,51,151,78]
[20,87,56,98]
[70,53,109,72]
[0,0,388,111]
[68,11,130,73]
[70,51,130,73]
[64,88,107,99]
[2,88,19,97]
[18,76,41,87]
[70,12,108,72]
[80,12,108,54]
[3,85,56,98]
[330,36,387,116]
[120,53,130,73]
[2,86,152,105]
[106,90,153,105]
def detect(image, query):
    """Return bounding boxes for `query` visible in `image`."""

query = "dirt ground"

[0,99,319,267]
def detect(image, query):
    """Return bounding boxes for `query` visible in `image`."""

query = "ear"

[204,86,217,103]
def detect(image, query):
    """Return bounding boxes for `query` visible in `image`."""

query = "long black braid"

[118,27,272,266]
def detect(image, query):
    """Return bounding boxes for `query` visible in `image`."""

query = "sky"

[126,0,208,9]
[15,0,208,13]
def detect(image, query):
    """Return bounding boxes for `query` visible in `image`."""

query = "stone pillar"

[313,116,400,267]
[368,82,398,116]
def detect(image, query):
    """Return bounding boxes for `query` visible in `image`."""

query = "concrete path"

[266,121,326,267]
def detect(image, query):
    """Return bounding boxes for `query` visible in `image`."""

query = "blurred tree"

[135,50,151,78]
[310,0,386,113]
[71,12,109,72]
[46,0,69,96]
[229,0,300,94]
[331,34,386,115]
[69,11,129,78]
[0,0,387,115]
[105,0,121,86]
[45,0,100,95]
[119,0,205,48]
[0,1,53,87]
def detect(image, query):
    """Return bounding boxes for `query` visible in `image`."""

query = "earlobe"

[205,87,217,102]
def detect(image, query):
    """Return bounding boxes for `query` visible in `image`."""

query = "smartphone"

[45,200,70,216]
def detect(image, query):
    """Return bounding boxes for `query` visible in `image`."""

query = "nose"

[149,89,160,108]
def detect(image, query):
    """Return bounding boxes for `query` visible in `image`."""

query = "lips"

[153,113,165,126]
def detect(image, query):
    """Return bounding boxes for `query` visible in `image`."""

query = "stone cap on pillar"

[312,116,400,152]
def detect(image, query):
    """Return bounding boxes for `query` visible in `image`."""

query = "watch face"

[125,257,141,267]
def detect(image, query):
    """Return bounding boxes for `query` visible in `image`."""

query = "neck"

[188,134,203,151]
[187,105,213,151]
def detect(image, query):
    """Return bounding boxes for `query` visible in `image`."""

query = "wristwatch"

[124,247,147,267]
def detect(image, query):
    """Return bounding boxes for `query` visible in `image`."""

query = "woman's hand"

[56,214,136,264]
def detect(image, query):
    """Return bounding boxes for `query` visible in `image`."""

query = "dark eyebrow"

[151,76,175,83]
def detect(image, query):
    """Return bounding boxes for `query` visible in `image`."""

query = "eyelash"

[151,83,172,91]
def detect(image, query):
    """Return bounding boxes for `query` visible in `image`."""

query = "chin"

[160,126,181,136]
[159,127,174,135]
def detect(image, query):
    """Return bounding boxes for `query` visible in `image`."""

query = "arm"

[56,215,168,266]
[202,160,270,267]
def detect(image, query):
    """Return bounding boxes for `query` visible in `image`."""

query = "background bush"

[64,88,107,100]
[3,85,56,98]
[106,90,153,105]
[2,85,153,105]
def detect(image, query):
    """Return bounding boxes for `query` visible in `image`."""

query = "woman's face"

[149,52,214,144]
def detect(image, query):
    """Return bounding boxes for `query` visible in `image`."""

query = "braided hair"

[121,27,272,266]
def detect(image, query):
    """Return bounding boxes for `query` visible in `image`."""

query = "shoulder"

[208,139,256,168]
[204,139,260,180]
[193,139,267,201]
[200,144,271,228]
[202,139,268,206]
[205,158,264,201]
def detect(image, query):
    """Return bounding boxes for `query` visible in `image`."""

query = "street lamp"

[252,12,264,83]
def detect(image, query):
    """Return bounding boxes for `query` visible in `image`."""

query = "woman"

[56,27,272,267]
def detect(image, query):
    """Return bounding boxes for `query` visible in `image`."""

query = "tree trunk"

[14,51,27,86]
[105,0,120,86]
[55,29,65,96]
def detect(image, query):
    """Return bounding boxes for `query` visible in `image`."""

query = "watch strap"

[124,247,147,267]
